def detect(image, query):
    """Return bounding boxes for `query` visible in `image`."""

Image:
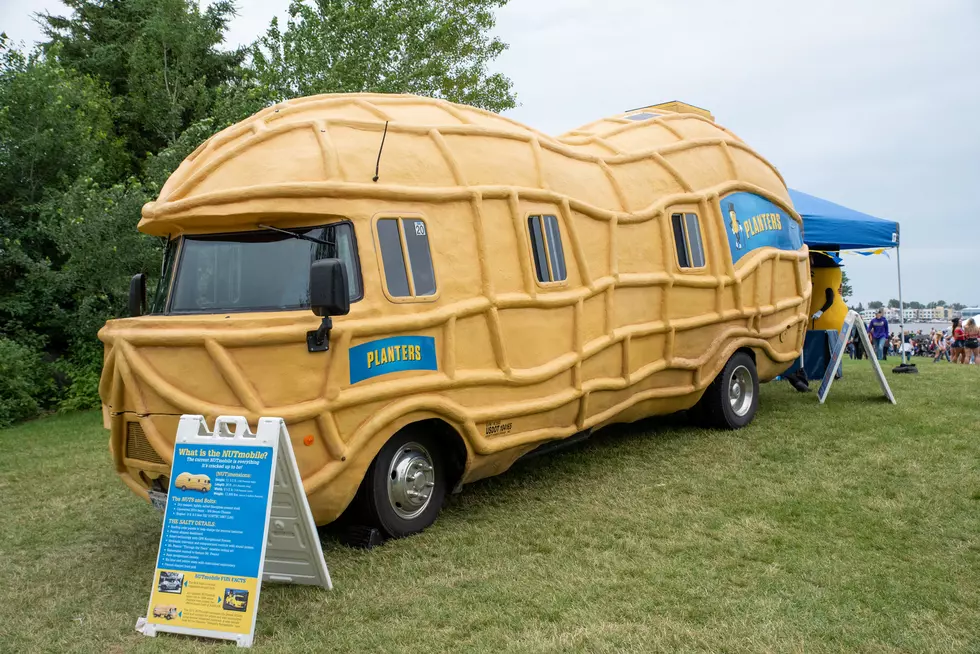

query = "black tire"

[359,428,447,539]
[695,351,759,429]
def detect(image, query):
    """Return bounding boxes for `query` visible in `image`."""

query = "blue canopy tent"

[788,188,909,365]
[789,189,898,251]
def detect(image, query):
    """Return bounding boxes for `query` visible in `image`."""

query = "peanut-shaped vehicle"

[99,95,809,538]
[174,472,211,492]
[152,605,177,620]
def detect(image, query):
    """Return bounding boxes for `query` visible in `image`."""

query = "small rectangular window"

[671,212,706,270]
[377,217,436,298]
[684,213,705,268]
[671,214,690,268]
[527,215,567,283]
[404,219,436,296]
[377,219,410,297]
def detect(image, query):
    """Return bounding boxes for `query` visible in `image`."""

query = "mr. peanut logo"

[728,202,743,250]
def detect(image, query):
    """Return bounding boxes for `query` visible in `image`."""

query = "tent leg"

[897,244,907,365]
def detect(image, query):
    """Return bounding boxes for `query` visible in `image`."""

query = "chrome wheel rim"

[386,442,436,519]
[729,365,754,417]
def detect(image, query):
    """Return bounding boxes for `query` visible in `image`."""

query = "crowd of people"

[851,309,980,364]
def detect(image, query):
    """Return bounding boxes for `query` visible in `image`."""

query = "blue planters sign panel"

[721,192,803,264]
[349,335,437,384]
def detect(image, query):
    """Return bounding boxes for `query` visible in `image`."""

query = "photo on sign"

[152,605,178,620]
[222,588,249,612]
[174,471,212,493]
[157,571,184,594]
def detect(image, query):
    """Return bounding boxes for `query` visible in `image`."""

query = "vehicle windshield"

[168,222,361,314]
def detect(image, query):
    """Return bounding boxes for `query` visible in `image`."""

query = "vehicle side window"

[527,215,567,283]
[377,217,436,298]
[671,212,706,269]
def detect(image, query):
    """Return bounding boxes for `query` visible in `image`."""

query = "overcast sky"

[4,0,979,307]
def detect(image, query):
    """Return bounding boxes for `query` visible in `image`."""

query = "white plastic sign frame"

[817,311,896,405]
[136,415,331,648]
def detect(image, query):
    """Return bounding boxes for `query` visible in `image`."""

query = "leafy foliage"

[0,37,125,347]
[251,0,516,111]
[40,0,244,163]
[0,337,54,427]
[840,269,852,302]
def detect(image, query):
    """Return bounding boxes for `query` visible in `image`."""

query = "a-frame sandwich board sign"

[136,415,331,648]
[817,311,897,405]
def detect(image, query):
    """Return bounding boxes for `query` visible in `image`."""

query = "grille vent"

[125,422,166,465]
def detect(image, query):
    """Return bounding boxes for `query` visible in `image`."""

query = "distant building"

[919,308,934,320]
[860,309,877,322]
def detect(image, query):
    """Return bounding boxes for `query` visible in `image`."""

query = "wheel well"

[408,418,468,491]
[736,347,757,364]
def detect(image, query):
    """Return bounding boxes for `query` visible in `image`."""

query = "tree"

[950,303,966,311]
[840,269,853,302]
[907,301,923,310]
[0,38,125,345]
[251,0,517,111]
[40,0,243,165]
[868,301,883,309]
[854,302,865,313]
[935,300,947,307]
[888,299,901,309]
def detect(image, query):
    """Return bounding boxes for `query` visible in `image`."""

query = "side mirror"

[307,259,349,352]
[129,273,147,317]
[310,258,350,317]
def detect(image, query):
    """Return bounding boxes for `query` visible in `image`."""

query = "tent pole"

[896,244,907,365]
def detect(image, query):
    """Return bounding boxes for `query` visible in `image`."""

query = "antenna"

[372,121,389,183]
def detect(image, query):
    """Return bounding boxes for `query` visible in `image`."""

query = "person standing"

[963,318,979,365]
[933,329,947,362]
[951,318,966,364]
[867,309,889,361]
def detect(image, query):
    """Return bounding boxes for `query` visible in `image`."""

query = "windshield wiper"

[258,224,334,247]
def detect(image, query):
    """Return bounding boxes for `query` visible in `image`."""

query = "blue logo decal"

[349,336,437,384]
[721,192,803,264]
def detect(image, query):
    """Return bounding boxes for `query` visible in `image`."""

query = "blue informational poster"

[720,192,804,264]
[146,440,275,637]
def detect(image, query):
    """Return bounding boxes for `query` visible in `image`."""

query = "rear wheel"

[360,429,447,538]
[696,351,759,429]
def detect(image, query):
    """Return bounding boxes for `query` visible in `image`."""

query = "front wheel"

[359,429,447,539]
[697,351,759,429]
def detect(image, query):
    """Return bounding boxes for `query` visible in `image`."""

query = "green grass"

[1,358,978,653]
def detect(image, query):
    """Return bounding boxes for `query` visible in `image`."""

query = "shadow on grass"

[320,411,711,551]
